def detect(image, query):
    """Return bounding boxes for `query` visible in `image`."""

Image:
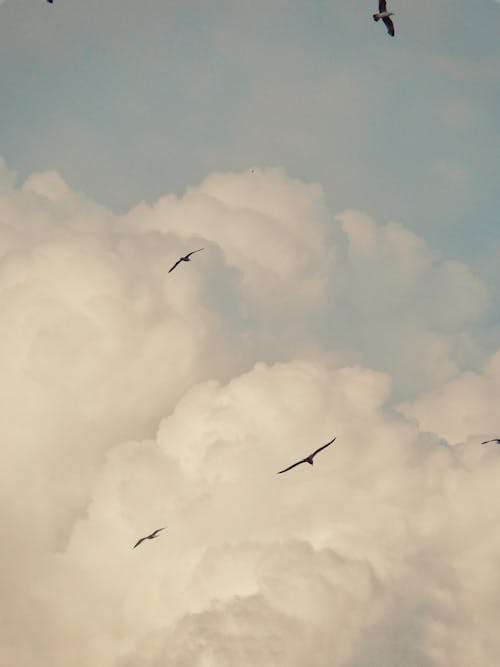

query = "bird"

[132,527,167,549]
[277,437,336,474]
[47,0,53,4]
[482,438,500,445]
[168,248,204,273]
[373,0,395,37]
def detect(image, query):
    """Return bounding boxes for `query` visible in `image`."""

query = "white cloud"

[336,211,488,332]
[0,167,235,551]
[322,210,489,395]
[0,162,498,666]
[119,189,491,397]
[398,347,500,443]
[27,359,500,667]
[123,167,330,313]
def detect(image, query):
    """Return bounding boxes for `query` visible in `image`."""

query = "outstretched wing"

[133,536,146,549]
[168,258,183,273]
[277,459,306,474]
[185,248,204,259]
[311,436,336,459]
[383,16,395,36]
[378,0,387,12]
[151,527,167,538]
[482,439,500,445]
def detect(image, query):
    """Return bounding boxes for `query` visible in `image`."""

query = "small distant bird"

[373,0,395,37]
[47,0,53,4]
[132,527,167,549]
[277,437,336,474]
[482,438,500,445]
[168,248,204,273]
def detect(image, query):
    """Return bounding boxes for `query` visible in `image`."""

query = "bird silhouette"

[277,437,336,474]
[373,0,395,37]
[132,527,167,549]
[482,438,500,445]
[168,248,204,273]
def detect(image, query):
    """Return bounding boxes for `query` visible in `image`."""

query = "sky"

[0,2,499,666]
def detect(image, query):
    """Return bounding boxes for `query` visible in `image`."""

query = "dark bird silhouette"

[132,527,167,549]
[277,437,336,474]
[373,0,395,37]
[482,438,500,445]
[47,1,53,4]
[168,248,204,273]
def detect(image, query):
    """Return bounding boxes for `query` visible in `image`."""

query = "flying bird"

[168,248,204,273]
[277,437,336,474]
[482,438,500,445]
[373,0,395,37]
[132,527,167,549]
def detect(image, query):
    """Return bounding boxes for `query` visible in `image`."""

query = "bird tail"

[373,14,380,21]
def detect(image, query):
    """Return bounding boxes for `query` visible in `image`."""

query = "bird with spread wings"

[373,0,395,37]
[277,437,336,474]
[168,248,204,274]
[482,438,500,445]
[132,527,167,549]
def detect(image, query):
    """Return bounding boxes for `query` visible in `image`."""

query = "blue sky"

[1,1,498,257]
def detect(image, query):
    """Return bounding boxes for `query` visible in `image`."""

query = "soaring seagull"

[482,438,500,445]
[277,437,336,474]
[168,248,204,273]
[373,0,395,37]
[132,527,167,549]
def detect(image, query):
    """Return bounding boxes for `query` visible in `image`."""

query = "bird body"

[133,527,167,549]
[168,248,204,273]
[277,437,336,474]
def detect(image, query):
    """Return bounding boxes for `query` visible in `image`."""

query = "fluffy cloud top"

[321,210,489,395]
[123,168,330,311]
[399,348,500,443]
[0,163,498,666]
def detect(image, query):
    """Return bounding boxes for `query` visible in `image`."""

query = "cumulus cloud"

[321,210,489,395]
[398,347,500,443]
[26,360,500,667]
[0,161,498,666]
[0,165,240,555]
[123,167,330,312]
[125,185,490,396]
